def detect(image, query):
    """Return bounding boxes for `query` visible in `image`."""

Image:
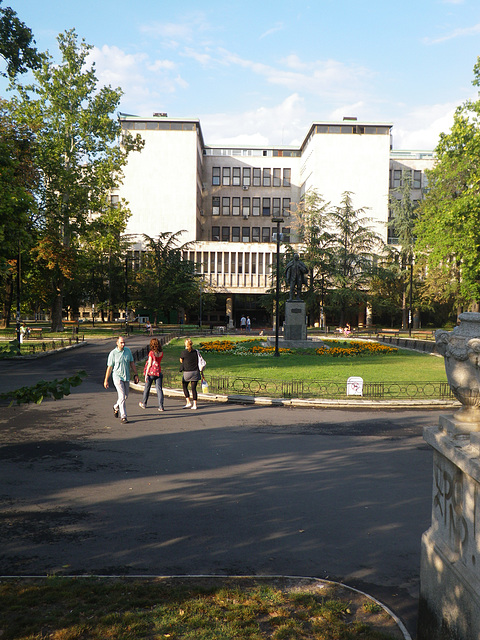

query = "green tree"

[294,189,335,325]
[0,98,39,327]
[10,29,143,330]
[329,191,385,326]
[80,198,132,321]
[416,56,480,309]
[137,232,198,324]
[389,170,419,329]
[0,1,40,78]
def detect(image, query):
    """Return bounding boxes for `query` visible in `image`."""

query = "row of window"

[390,169,423,189]
[211,226,290,244]
[212,196,291,217]
[198,251,272,275]
[204,148,300,157]
[314,124,390,135]
[212,167,291,187]
[122,120,197,131]
[184,250,275,275]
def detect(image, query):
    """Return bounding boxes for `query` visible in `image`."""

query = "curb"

[130,381,459,410]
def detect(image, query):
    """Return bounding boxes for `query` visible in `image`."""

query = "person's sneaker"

[113,406,119,418]
[121,417,129,424]
[139,402,146,409]
[158,407,164,412]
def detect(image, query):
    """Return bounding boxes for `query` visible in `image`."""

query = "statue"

[285,253,308,301]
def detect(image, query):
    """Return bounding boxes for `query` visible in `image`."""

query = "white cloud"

[89,44,187,115]
[391,101,458,150]
[89,45,149,87]
[424,22,480,44]
[217,49,374,102]
[181,47,214,66]
[148,59,177,72]
[260,23,284,39]
[200,94,307,146]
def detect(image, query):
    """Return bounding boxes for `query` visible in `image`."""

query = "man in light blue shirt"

[104,336,138,423]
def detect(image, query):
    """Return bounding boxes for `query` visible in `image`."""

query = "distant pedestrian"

[246,316,251,332]
[179,338,201,410]
[139,337,164,412]
[240,315,246,331]
[104,336,138,424]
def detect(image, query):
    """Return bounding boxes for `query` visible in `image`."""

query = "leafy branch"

[0,370,87,406]
[0,339,21,358]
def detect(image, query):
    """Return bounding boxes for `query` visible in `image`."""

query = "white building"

[115,114,434,327]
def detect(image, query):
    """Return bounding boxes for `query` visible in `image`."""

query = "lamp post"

[408,258,413,337]
[320,274,325,331]
[16,239,21,344]
[195,273,203,329]
[124,254,129,333]
[272,217,284,357]
[199,278,203,329]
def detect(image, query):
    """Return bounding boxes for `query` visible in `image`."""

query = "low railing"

[22,335,84,354]
[157,372,454,401]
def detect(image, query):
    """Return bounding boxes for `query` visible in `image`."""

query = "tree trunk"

[401,287,407,330]
[1,272,14,328]
[50,291,64,331]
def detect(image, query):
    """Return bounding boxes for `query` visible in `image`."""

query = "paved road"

[0,335,445,636]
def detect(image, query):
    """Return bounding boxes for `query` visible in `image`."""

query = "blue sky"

[4,0,480,150]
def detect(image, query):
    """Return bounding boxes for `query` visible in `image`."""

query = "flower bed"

[198,339,397,358]
[316,340,398,357]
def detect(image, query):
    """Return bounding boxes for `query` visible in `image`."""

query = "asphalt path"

[0,335,445,636]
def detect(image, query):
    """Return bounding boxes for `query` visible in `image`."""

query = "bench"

[28,328,43,339]
[377,328,400,337]
[411,330,435,340]
[352,326,377,336]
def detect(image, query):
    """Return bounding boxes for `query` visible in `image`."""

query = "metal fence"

[22,335,84,355]
[158,372,453,401]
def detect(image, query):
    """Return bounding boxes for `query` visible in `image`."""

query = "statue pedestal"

[284,300,306,341]
[418,416,480,640]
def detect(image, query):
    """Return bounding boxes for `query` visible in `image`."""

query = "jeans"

[142,373,164,409]
[113,376,129,419]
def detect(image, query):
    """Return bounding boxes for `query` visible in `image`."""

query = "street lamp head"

[272,217,284,224]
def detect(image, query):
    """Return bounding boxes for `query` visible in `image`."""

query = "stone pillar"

[418,418,480,640]
[226,296,234,329]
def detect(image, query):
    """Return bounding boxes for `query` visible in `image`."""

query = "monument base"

[266,336,325,349]
[284,300,307,341]
[418,416,480,640]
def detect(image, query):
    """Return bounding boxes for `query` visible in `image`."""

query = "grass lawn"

[158,336,447,384]
[0,577,402,639]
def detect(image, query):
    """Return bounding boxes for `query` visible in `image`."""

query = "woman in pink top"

[139,337,164,412]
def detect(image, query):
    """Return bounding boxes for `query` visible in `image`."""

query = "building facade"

[114,114,434,327]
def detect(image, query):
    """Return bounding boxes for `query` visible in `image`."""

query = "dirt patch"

[149,575,408,639]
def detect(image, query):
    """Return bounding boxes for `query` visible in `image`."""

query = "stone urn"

[436,311,480,427]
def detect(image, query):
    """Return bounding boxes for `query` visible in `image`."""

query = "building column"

[357,303,365,328]
[366,303,373,327]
